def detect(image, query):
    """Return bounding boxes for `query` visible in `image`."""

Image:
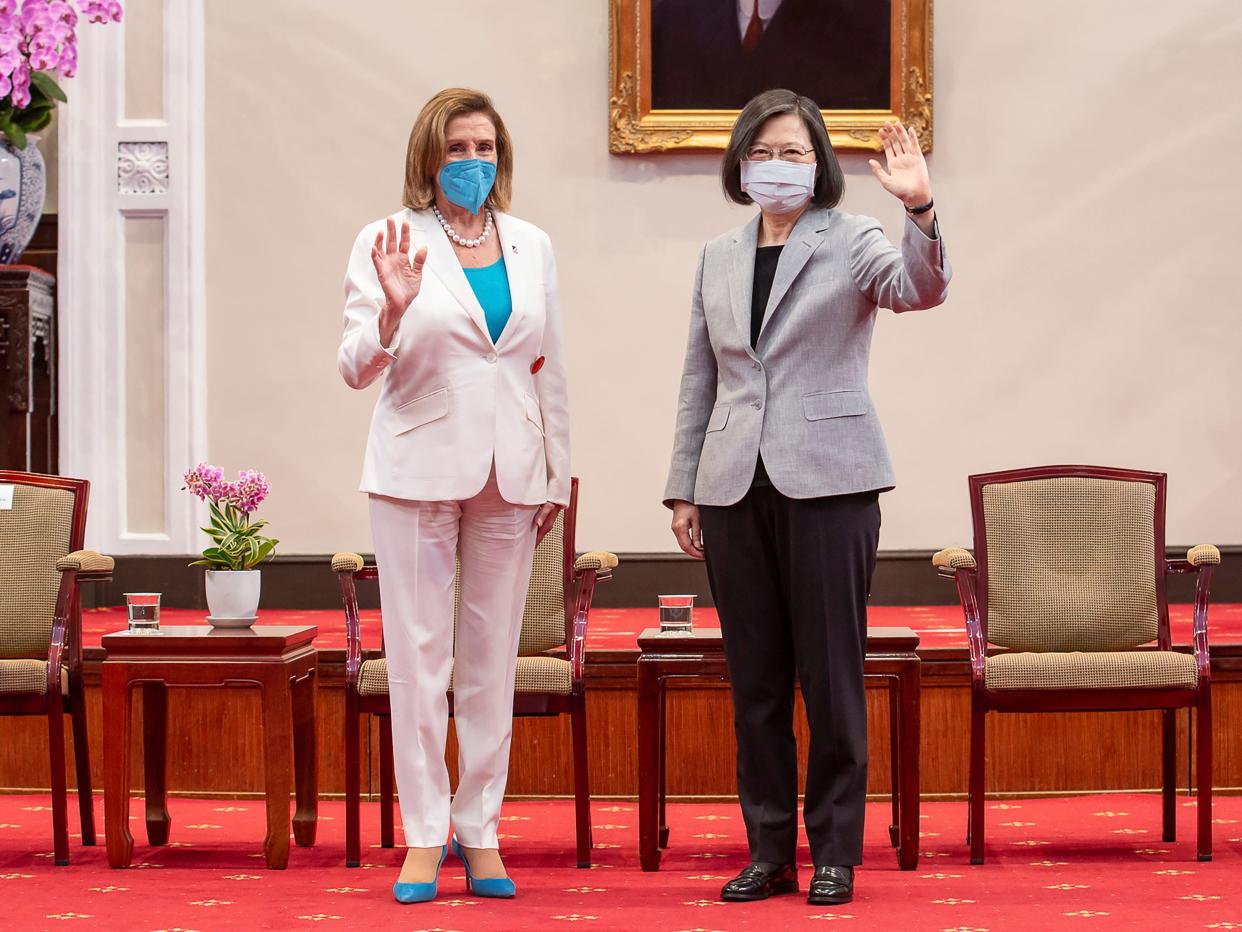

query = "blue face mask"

[438,158,497,214]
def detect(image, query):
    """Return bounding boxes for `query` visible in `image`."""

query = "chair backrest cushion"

[518,511,568,654]
[451,510,567,656]
[981,476,1158,652]
[0,482,75,658]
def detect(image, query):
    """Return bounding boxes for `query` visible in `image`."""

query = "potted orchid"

[182,463,278,627]
[0,1,123,262]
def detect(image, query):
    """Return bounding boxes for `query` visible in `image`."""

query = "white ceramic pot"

[205,569,261,626]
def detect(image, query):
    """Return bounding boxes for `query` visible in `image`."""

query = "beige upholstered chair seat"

[358,654,573,697]
[0,659,68,696]
[985,650,1198,691]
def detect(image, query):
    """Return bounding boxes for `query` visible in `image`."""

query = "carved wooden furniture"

[0,470,109,864]
[333,478,618,868]
[636,625,922,871]
[934,465,1219,863]
[0,266,56,473]
[101,624,319,869]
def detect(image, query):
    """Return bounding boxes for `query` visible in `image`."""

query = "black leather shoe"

[720,862,798,901]
[807,865,854,905]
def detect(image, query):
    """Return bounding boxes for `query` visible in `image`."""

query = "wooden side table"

[637,625,921,872]
[101,625,318,869]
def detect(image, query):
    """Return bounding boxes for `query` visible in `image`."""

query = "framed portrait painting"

[609,0,934,153]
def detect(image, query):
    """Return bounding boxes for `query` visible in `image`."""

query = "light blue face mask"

[438,158,497,214]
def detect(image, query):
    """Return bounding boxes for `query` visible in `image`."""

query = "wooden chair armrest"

[574,551,619,577]
[1190,555,1216,681]
[55,549,114,580]
[47,564,84,693]
[932,548,985,679]
[331,551,366,573]
[330,554,367,686]
[1169,545,1222,575]
[958,571,986,684]
[570,603,590,686]
[932,547,976,575]
[1187,544,1221,567]
[568,562,609,685]
[936,560,986,683]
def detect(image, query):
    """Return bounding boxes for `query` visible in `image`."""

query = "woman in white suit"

[338,88,569,903]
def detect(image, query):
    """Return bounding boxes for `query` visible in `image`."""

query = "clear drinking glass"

[658,594,695,633]
[125,592,161,634]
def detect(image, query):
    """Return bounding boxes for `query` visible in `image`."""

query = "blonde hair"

[402,88,514,212]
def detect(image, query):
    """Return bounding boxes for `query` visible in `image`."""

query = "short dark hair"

[721,89,844,209]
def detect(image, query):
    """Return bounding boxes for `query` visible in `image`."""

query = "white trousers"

[369,468,538,848]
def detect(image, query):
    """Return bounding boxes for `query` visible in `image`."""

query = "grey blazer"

[663,207,951,508]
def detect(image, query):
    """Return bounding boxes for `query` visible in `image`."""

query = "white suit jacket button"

[751,400,762,410]
[485,352,498,363]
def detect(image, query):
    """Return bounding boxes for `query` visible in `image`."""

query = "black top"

[751,245,783,348]
[750,245,783,486]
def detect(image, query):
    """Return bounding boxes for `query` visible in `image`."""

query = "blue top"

[462,258,513,344]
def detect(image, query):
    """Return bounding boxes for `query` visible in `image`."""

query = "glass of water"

[658,594,695,633]
[125,592,161,634]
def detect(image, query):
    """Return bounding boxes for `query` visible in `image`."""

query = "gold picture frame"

[609,0,933,154]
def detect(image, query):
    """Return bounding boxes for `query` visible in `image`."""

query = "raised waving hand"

[372,217,428,346]
[867,121,932,208]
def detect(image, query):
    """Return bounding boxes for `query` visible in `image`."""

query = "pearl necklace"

[433,205,494,248]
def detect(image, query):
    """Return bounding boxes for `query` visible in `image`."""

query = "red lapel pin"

[530,356,545,374]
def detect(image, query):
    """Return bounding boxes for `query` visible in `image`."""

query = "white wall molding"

[58,0,206,554]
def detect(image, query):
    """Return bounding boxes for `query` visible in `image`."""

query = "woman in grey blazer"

[663,89,951,907]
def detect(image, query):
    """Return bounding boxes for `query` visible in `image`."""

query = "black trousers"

[699,485,881,866]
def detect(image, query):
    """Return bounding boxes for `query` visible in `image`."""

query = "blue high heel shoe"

[392,844,447,904]
[452,836,516,898]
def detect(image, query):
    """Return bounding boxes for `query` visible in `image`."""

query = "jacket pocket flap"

[393,387,449,435]
[705,404,730,433]
[802,390,868,421]
[525,393,545,433]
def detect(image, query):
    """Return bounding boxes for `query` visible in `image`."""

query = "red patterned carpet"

[2,793,1241,930]
[81,603,1242,652]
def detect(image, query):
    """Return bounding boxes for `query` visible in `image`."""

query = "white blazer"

[339,208,570,507]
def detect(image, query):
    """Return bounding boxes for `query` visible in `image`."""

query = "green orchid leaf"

[29,71,67,103]
[208,501,228,528]
[16,101,54,131]
[2,121,26,149]
[253,538,278,565]
[24,111,53,132]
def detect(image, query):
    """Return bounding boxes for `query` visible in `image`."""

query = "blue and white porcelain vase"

[0,133,45,265]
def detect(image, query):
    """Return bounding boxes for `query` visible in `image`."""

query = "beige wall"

[204,0,1242,556]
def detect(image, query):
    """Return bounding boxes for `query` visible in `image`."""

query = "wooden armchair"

[934,466,1218,864]
[0,470,113,864]
[332,477,617,868]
